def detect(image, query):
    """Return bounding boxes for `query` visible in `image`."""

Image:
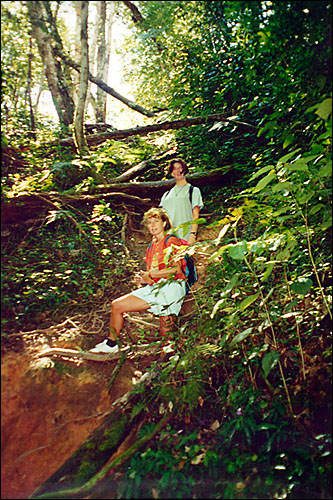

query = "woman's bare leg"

[110,292,150,339]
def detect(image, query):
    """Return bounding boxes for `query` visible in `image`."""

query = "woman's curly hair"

[143,207,172,231]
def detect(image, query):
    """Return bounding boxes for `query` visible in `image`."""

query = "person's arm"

[141,262,181,283]
[187,205,200,244]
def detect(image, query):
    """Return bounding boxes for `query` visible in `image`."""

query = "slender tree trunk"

[26,1,74,127]
[95,1,107,122]
[72,1,82,109]
[74,1,89,156]
[104,1,116,118]
[27,36,36,139]
[42,0,74,105]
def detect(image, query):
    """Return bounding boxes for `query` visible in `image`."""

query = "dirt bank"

[1,334,136,499]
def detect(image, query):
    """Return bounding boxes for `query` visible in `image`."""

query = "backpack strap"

[189,184,194,204]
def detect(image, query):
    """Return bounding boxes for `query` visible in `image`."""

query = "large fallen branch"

[115,147,176,182]
[34,111,257,152]
[1,167,233,225]
[89,166,235,197]
[1,191,151,225]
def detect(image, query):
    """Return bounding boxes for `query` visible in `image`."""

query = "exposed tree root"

[29,364,170,499]
[30,413,172,499]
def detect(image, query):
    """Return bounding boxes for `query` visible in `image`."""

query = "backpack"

[163,234,197,295]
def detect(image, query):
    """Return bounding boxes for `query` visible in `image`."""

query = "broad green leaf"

[272,181,293,193]
[262,351,280,378]
[283,134,294,149]
[309,204,325,215]
[228,241,248,260]
[290,277,313,295]
[230,327,253,346]
[277,149,301,166]
[315,98,332,121]
[316,162,332,179]
[262,262,275,282]
[275,249,290,261]
[249,165,275,182]
[286,162,308,171]
[221,274,239,296]
[320,218,332,231]
[252,173,276,193]
[248,240,266,254]
[239,293,260,312]
[272,206,292,216]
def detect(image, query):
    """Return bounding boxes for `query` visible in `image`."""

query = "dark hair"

[143,207,172,232]
[168,158,189,176]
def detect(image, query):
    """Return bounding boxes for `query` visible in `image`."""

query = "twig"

[11,316,83,337]
[125,313,159,330]
[121,211,130,257]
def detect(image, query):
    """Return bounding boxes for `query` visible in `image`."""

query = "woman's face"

[147,216,166,237]
[171,162,185,181]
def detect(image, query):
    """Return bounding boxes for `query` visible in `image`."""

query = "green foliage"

[117,389,331,499]
[1,3,331,499]
[1,205,132,334]
[119,1,331,179]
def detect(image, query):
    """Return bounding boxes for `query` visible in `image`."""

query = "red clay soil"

[1,338,136,499]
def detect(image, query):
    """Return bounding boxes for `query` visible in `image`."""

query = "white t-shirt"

[160,183,204,241]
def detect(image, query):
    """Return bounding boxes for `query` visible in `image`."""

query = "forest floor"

[1,227,216,499]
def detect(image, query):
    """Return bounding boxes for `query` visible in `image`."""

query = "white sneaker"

[90,339,119,354]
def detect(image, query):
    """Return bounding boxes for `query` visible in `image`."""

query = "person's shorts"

[131,279,186,316]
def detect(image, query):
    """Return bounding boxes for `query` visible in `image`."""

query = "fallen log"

[1,191,152,225]
[1,167,233,225]
[27,111,257,153]
[36,342,162,362]
[90,165,235,197]
[115,147,176,182]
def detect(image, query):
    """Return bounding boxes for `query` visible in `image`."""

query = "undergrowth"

[1,99,331,499]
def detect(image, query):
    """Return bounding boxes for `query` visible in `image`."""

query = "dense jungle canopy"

[1,1,332,499]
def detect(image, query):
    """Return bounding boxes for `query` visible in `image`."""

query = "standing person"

[160,158,204,244]
[90,208,186,354]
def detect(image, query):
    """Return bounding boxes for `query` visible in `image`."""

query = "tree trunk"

[95,1,107,122]
[72,1,82,109]
[73,1,89,156]
[27,36,36,139]
[26,1,74,127]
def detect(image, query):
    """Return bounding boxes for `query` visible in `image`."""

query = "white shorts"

[131,279,186,317]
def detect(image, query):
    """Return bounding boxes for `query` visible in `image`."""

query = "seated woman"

[90,207,186,354]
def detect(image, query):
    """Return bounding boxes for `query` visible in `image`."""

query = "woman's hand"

[135,271,153,284]
[134,273,143,286]
[187,233,196,245]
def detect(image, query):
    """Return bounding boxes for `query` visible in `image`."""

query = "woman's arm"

[141,262,182,283]
[187,205,200,244]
